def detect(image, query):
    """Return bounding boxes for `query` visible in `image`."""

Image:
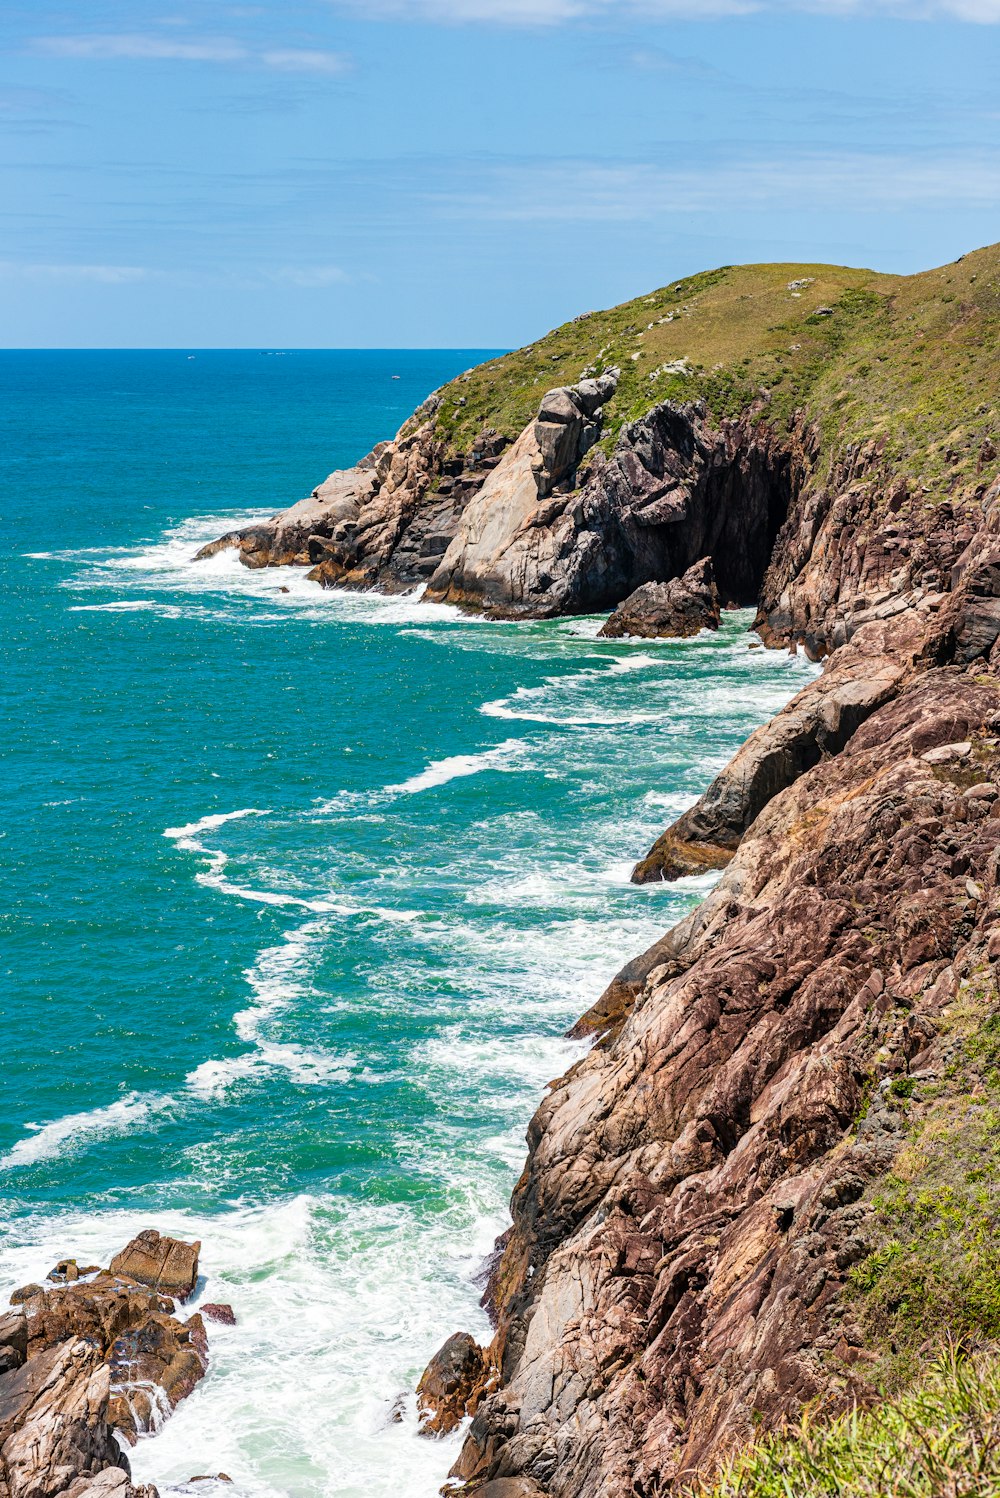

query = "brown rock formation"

[109,1229,200,1302]
[195,386,800,623]
[200,1303,236,1326]
[631,609,935,883]
[442,664,1000,1496]
[416,1332,489,1436]
[598,559,720,640]
[0,1339,154,1498]
[1,1233,210,1498]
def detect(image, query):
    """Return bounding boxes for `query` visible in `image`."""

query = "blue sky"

[2,0,999,346]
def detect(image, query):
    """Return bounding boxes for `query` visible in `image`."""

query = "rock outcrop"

[108,1230,200,1302]
[187,249,1000,1495]
[631,608,937,882]
[195,396,515,594]
[416,1332,489,1437]
[196,383,800,622]
[440,662,1000,1496]
[1,1233,210,1498]
[598,558,720,640]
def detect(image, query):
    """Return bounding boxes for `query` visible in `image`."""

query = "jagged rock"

[0,1312,27,1376]
[446,670,1000,1495]
[427,396,796,618]
[0,1340,136,1498]
[9,1237,207,1448]
[474,1482,548,1498]
[632,610,932,882]
[416,1331,487,1436]
[598,558,720,639]
[109,1230,200,1301]
[199,1303,236,1326]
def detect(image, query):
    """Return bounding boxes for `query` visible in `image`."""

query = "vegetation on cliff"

[434,245,1000,503]
[849,971,1000,1390]
[696,1346,1000,1498]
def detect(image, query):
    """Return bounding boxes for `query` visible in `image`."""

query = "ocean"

[0,350,819,1497]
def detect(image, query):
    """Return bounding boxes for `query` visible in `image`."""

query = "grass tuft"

[692,1345,1000,1498]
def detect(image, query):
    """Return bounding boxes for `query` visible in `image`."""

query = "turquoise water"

[0,351,818,1497]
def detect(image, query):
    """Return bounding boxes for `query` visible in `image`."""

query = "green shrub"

[694,1346,1000,1498]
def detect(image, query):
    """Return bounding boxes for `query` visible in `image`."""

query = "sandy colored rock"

[109,1230,200,1301]
[0,1340,134,1498]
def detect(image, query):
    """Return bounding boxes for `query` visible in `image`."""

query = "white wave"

[69,600,161,613]
[186,1044,353,1102]
[0,1092,175,1171]
[479,652,666,726]
[48,510,477,633]
[164,808,345,913]
[0,1194,491,1498]
[385,738,524,796]
[164,807,272,842]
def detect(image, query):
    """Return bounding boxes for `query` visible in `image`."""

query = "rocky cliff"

[195,246,1000,1495]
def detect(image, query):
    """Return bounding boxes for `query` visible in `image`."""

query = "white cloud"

[260,48,349,73]
[32,34,349,72]
[434,152,1000,220]
[0,262,149,282]
[334,0,1000,19]
[269,264,351,286]
[35,34,247,61]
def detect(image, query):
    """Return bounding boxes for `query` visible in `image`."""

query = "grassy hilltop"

[433,245,1000,500]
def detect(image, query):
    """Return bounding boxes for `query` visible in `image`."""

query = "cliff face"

[192,247,1000,1494]
[444,655,1000,1497]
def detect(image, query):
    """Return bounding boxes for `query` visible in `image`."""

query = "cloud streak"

[335,0,1000,21]
[32,34,350,74]
[0,261,149,283]
[424,151,1000,219]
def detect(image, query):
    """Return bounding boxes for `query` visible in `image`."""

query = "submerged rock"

[598,557,720,639]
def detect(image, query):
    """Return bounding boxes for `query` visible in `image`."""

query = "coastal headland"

[8,246,998,1497]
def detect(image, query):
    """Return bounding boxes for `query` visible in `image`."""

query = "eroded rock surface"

[416,1332,489,1437]
[109,1230,200,1302]
[1,1232,210,1498]
[443,668,1000,1496]
[632,608,936,882]
[598,558,720,640]
[195,383,801,622]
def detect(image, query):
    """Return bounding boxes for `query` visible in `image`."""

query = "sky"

[2,0,999,346]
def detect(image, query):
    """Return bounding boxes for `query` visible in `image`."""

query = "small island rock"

[599,557,721,639]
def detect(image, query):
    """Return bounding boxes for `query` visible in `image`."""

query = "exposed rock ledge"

[1,1231,211,1498]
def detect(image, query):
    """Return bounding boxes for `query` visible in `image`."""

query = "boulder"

[199,1303,236,1326]
[599,557,720,639]
[109,1230,200,1301]
[416,1332,488,1436]
[0,1340,132,1498]
[0,1310,27,1376]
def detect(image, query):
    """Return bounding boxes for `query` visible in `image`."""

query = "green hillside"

[433,246,1000,501]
